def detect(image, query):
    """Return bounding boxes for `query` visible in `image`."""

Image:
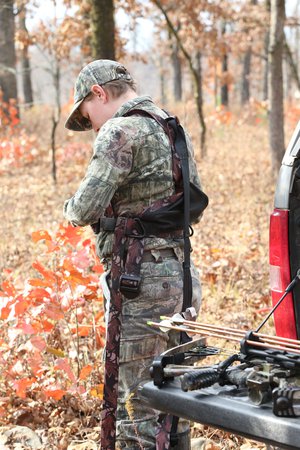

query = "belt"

[93,217,183,239]
[141,248,178,263]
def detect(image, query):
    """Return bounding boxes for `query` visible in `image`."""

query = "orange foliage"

[0,92,19,129]
[206,99,268,128]
[0,91,38,172]
[31,18,85,62]
[13,378,36,399]
[43,388,67,400]
[207,106,233,126]
[79,364,93,380]
[0,223,105,406]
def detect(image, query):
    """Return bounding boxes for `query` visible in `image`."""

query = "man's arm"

[64,123,133,226]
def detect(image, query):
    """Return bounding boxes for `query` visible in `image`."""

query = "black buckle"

[126,218,145,239]
[119,274,141,299]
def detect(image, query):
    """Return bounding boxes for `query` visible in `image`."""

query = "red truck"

[270,121,300,340]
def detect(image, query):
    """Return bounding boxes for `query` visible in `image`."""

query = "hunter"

[64,59,204,450]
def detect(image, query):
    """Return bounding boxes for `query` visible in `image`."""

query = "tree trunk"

[284,36,300,91]
[221,54,229,106]
[19,7,33,107]
[268,0,285,173]
[195,51,206,156]
[241,0,257,105]
[89,0,115,60]
[241,47,252,104]
[51,62,61,184]
[170,24,182,102]
[295,0,300,78]
[221,22,229,107]
[263,29,270,100]
[152,0,206,156]
[0,0,18,103]
[172,40,182,101]
[214,63,218,107]
[159,55,166,106]
[263,0,271,101]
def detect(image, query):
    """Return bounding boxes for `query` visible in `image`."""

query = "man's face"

[79,87,112,133]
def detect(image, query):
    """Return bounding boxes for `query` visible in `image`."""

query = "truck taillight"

[269,209,297,338]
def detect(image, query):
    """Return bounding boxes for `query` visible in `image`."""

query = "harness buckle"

[125,218,145,239]
[119,273,141,298]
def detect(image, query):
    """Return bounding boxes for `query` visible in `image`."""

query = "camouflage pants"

[109,248,202,450]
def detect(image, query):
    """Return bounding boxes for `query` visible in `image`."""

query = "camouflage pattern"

[101,217,201,450]
[116,250,201,449]
[65,60,133,131]
[64,96,202,258]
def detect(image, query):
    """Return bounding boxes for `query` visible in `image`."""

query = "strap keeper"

[91,217,117,234]
[119,274,141,299]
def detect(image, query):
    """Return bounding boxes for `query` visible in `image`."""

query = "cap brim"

[64,98,92,131]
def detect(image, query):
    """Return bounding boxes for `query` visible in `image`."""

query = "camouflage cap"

[65,59,133,131]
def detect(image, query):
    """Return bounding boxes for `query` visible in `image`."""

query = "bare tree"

[153,0,207,156]
[268,0,285,172]
[19,5,33,107]
[284,35,300,91]
[221,21,229,107]
[89,0,115,60]
[241,48,251,104]
[169,23,182,102]
[263,27,270,100]
[0,0,18,104]
[159,54,167,106]
[261,0,271,100]
[295,0,300,77]
[32,1,75,183]
[241,0,258,104]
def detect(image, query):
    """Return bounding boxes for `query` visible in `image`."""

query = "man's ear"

[91,84,108,102]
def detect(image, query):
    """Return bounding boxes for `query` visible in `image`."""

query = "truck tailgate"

[139,380,300,449]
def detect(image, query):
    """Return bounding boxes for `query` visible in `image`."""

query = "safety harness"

[96,110,208,450]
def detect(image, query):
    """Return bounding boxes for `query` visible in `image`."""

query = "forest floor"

[0,102,295,449]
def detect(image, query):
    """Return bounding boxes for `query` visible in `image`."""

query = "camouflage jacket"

[63,96,202,258]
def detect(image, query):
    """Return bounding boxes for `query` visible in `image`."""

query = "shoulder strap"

[124,108,192,313]
[166,117,192,313]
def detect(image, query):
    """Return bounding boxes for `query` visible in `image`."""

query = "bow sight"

[147,268,300,419]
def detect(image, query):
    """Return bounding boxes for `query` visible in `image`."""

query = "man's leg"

[115,254,201,450]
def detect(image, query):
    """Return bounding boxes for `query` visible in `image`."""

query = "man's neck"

[111,90,139,113]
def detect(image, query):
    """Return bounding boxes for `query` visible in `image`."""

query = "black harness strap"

[124,110,193,316]
[166,117,192,313]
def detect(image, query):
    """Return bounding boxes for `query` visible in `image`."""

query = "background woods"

[0,0,300,448]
